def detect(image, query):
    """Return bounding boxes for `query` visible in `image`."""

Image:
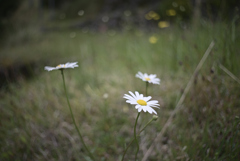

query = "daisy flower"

[44,62,78,71]
[123,91,160,114]
[136,71,160,84]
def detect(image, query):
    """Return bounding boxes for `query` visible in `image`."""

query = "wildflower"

[78,10,84,16]
[103,93,109,99]
[166,9,176,16]
[44,62,78,71]
[124,10,131,17]
[180,6,185,12]
[158,21,170,28]
[123,91,160,114]
[153,14,160,20]
[145,14,151,20]
[149,36,158,44]
[102,16,109,22]
[152,115,158,121]
[145,11,160,20]
[136,71,160,85]
[172,2,178,7]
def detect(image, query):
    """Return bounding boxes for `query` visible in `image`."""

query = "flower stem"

[61,70,95,161]
[121,117,155,161]
[134,112,141,161]
[146,82,149,96]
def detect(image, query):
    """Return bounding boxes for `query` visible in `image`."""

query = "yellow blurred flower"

[149,36,158,44]
[153,14,160,20]
[145,14,151,20]
[166,9,176,16]
[145,11,160,20]
[158,21,170,28]
[149,11,157,18]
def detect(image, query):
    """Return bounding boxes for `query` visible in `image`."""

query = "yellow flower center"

[137,99,147,106]
[57,65,65,67]
[145,77,151,81]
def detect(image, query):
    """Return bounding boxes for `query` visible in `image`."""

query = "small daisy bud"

[152,115,158,121]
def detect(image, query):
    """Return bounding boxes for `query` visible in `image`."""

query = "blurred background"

[0,0,240,160]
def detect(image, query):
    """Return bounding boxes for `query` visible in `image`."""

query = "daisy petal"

[135,71,160,85]
[44,62,78,72]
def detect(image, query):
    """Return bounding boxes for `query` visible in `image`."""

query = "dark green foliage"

[0,0,21,36]
[0,0,21,19]
[201,0,240,20]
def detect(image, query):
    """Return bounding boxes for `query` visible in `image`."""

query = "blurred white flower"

[102,16,109,22]
[78,10,84,16]
[70,32,76,38]
[123,91,160,114]
[136,71,160,84]
[103,93,109,99]
[44,62,78,71]
[124,10,131,17]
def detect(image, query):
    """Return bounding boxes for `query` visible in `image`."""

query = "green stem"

[61,70,95,161]
[134,112,141,161]
[146,82,149,96]
[121,117,155,161]
[139,117,155,134]
[122,79,151,161]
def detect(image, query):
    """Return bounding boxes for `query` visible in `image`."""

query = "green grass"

[0,4,240,160]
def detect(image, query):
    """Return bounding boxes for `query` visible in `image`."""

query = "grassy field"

[0,2,240,161]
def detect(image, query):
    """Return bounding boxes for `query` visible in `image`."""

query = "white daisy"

[44,62,78,71]
[136,71,160,84]
[123,91,160,114]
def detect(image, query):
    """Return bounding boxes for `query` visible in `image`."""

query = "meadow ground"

[0,8,240,160]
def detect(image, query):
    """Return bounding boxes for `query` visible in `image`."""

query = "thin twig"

[142,41,215,161]
[219,63,240,85]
